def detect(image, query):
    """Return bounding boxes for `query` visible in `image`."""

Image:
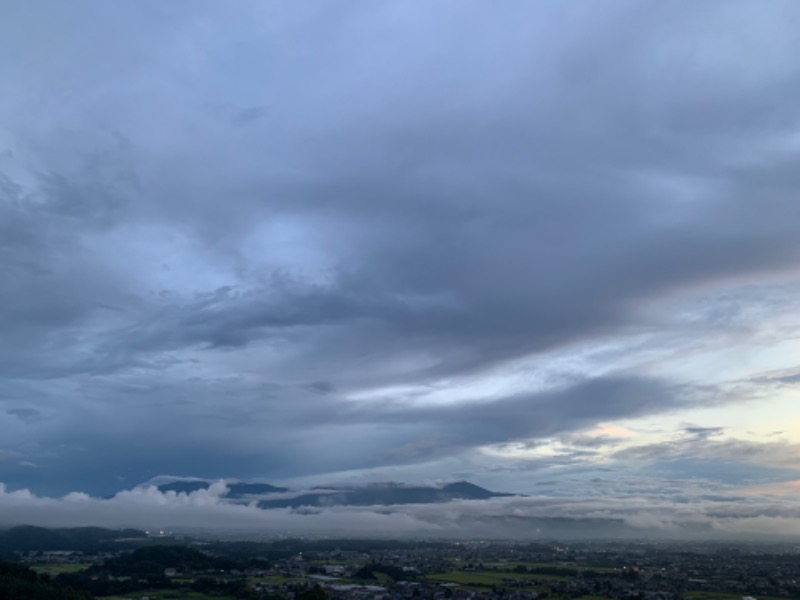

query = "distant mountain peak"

[258,480,517,509]
[149,478,288,498]
[138,476,518,508]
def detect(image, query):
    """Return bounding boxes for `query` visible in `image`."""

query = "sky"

[2,0,800,538]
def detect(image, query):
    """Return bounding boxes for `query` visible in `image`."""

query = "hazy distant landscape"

[2,476,800,544]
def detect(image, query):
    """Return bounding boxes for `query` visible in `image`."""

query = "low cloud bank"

[1,480,800,540]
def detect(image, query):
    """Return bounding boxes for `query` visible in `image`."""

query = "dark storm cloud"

[6,408,41,423]
[612,433,800,483]
[229,106,271,128]
[684,426,725,440]
[0,372,684,496]
[564,435,627,449]
[772,372,800,386]
[1,0,800,495]
[334,377,684,452]
[303,381,336,395]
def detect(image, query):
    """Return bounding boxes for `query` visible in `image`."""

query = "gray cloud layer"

[2,480,800,540]
[2,0,800,501]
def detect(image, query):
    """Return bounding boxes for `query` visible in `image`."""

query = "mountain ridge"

[142,478,519,507]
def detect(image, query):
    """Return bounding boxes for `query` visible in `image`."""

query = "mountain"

[258,481,516,509]
[155,480,288,497]
[227,482,290,496]
[0,560,93,600]
[145,477,517,508]
[0,525,147,552]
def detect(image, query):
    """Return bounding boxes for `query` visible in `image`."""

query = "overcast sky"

[2,0,800,536]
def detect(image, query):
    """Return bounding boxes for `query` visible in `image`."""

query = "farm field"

[31,562,92,576]
[97,590,237,600]
[426,569,564,587]
[482,561,618,573]
[686,592,785,600]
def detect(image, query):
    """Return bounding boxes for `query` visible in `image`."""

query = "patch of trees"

[96,544,221,576]
[296,586,327,600]
[0,525,147,553]
[353,562,409,581]
[55,570,163,598]
[54,544,268,598]
[0,560,93,600]
[265,538,449,553]
[54,545,226,597]
[494,564,591,577]
[191,575,262,599]
[203,540,289,562]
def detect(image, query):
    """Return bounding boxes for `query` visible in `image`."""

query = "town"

[4,527,800,600]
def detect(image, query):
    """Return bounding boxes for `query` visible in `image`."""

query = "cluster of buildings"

[245,541,800,600]
[17,538,800,599]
